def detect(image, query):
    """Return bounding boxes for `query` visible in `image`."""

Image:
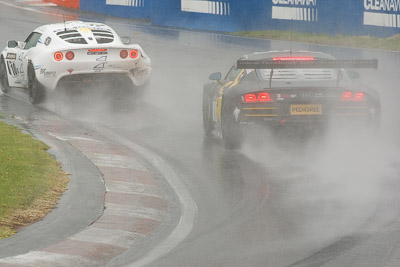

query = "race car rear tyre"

[202,89,214,137]
[0,57,10,93]
[28,63,44,104]
[221,107,243,149]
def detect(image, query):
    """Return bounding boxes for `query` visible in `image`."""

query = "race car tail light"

[341,91,352,101]
[258,92,273,102]
[54,52,63,61]
[244,94,257,102]
[353,92,365,101]
[341,91,365,102]
[129,49,138,59]
[243,92,274,103]
[66,51,74,60]
[273,57,314,61]
[120,50,128,59]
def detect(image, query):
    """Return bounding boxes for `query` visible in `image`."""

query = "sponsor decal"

[88,51,108,55]
[94,56,108,72]
[364,0,400,28]
[277,93,297,100]
[78,27,91,34]
[106,0,145,7]
[67,68,74,74]
[364,0,400,12]
[271,0,318,22]
[299,92,316,98]
[40,68,56,77]
[6,53,16,60]
[44,37,52,46]
[44,71,56,77]
[181,0,230,15]
[290,104,322,115]
[54,25,110,32]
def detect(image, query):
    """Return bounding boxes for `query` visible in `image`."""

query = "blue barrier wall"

[152,0,237,32]
[80,0,151,20]
[79,0,400,37]
[165,0,400,36]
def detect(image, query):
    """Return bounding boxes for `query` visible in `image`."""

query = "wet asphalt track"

[2,1,400,266]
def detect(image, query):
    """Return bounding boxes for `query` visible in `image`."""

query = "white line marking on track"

[92,126,197,267]
[48,133,104,143]
[105,203,165,221]
[106,180,165,197]
[70,228,143,248]
[0,251,97,266]
[19,0,56,6]
[86,153,147,170]
[29,3,58,7]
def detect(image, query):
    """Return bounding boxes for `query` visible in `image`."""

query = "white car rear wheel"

[0,57,10,93]
[28,63,44,104]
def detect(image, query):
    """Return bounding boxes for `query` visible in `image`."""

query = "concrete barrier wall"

[58,0,400,37]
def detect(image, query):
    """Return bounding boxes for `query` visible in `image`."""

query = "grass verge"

[0,120,69,239]
[233,30,400,51]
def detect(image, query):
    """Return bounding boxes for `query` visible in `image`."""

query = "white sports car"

[0,20,151,104]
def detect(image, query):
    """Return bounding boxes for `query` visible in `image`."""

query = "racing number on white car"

[7,61,19,77]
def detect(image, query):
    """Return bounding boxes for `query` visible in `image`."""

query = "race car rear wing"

[236,59,378,70]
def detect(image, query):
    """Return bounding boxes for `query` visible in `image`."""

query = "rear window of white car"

[92,29,114,44]
[57,30,87,44]
[56,29,114,44]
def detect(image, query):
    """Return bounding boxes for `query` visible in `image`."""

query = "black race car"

[202,51,380,149]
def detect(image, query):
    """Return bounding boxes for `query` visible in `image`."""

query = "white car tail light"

[129,49,138,59]
[54,52,63,61]
[66,51,74,60]
[120,50,128,59]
